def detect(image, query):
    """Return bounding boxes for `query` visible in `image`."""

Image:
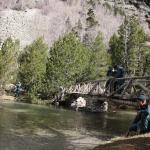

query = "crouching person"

[127,95,150,136]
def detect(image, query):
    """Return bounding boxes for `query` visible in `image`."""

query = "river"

[0,101,136,150]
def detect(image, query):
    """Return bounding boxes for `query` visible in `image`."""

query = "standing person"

[52,86,65,106]
[127,95,150,136]
[105,66,117,93]
[116,65,125,94]
[15,81,21,97]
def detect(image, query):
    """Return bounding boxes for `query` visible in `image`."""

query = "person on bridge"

[115,65,125,93]
[105,66,117,92]
[127,94,150,136]
[105,65,125,93]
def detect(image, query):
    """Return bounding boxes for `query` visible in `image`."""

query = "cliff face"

[0,0,149,48]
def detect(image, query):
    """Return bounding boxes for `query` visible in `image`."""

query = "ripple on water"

[9,109,29,113]
[34,128,57,138]
[0,102,135,150]
[10,128,57,138]
[56,129,114,150]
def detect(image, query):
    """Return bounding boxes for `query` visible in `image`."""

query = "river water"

[0,102,135,150]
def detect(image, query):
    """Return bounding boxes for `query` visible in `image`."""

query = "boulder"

[71,97,86,111]
[5,84,16,92]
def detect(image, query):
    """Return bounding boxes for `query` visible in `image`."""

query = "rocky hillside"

[0,0,149,48]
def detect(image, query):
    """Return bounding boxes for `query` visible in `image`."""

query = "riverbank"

[0,93,53,105]
[0,94,15,101]
[93,133,150,150]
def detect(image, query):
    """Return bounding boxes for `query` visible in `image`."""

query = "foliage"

[18,37,48,96]
[139,46,150,76]
[109,17,148,76]
[87,33,111,79]
[46,33,90,92]
[103,2,125,16]
[0,37,20,86]
[86,8,98,28]
[109,33,122,65]
[87,0,96,7]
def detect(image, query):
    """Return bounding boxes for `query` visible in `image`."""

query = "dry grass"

[93,133,150,150]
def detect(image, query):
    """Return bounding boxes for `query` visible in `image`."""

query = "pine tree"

[87,33,111,79]
[109,33,122,65]
[109,17,146,76]
[0,37,20,86]
[18,37,48,96]
[46,33,90,92]
[140,45,150,76]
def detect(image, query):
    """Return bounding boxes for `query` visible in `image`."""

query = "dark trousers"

[129,111,150,133]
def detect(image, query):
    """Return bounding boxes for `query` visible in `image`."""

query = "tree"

[46,33,90,92]
[0,37,20,87]
[140,46,150,76]
[18,37,48,96]
[109,33,122,65]
[109,17,146,76]
[87,33,111,79]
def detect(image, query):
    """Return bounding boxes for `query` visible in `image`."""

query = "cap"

[137,95,147,101]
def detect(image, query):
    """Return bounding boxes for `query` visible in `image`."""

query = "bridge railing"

[66,79,107,95]
[66,76,150,98]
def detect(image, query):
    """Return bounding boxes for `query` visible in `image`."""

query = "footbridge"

[66,76,150,106]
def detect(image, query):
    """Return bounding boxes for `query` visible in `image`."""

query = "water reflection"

[0,102,135,150]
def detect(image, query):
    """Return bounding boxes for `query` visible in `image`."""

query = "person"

[105,65,125,94]
[106,66,113,77]
[52,86,65,106]
[56,86,65,102]
[115,65,125,94]
[105,66,117,93]
[138,95,150,133]
[15,81,21,97]
[127,94,150,136]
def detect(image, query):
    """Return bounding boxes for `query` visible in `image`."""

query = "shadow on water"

[0,102,135,150]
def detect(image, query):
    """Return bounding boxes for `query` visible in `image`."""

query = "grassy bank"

[93,133,150,150]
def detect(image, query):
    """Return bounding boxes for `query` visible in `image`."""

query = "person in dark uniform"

[15,81,21,97]
[127,95,150,135]
[115,65,125,93]
[106,65,118,92]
